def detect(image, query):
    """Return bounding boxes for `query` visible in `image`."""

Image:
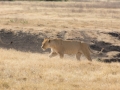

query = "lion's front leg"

[49,49,58,58]
[49,52,58,58]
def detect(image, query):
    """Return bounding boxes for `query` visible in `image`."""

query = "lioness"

[41,38,93,61]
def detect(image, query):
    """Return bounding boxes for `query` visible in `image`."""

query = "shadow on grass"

[90,41,120,53]
[108,32,120,40]
[0,29,50,53]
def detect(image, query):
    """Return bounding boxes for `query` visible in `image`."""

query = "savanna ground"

[0,0,120,90]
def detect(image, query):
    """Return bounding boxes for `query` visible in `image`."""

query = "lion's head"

[41,38,62,51]
[41,38,51,50]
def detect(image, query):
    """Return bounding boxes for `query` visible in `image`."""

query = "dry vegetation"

[0,48,120,90]
[0,0,120,90]
[0,1,120,31]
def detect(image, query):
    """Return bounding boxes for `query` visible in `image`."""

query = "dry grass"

[0,1,120,31]
[0,1,120,90]
[0,48,120,90]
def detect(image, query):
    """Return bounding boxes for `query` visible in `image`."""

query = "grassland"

[0,1,120,31]
[0,48,120,90]
[0,1,120,90]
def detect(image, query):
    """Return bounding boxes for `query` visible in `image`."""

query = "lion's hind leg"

[85,54,92,61]
[83,52,92,61]
[81,48,92,61]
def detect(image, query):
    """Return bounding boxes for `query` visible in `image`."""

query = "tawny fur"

[41,38,93,61]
